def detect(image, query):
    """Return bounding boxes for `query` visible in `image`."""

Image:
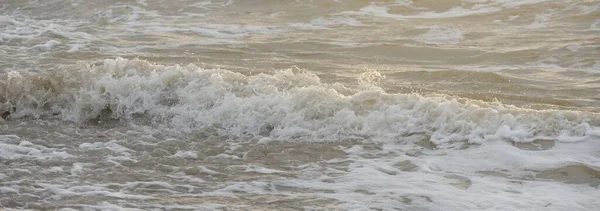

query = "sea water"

[1,0,600,210]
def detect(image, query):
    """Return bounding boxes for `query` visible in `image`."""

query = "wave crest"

[1,58,599,145]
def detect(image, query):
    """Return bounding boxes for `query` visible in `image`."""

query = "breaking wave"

[1,58,599,145]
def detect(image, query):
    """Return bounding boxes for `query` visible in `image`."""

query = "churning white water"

[1,0,600,210]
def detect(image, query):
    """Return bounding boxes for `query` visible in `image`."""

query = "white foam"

[33,40,61,51]
[245,165,286,174]
[578,3,600,15]
[141,23,285,41]
[2,1,598,210]
[197,137,600,210]
[290,17,361,30]
[590,19,600,31]
[257,137,274,145]
[79,140,132,156]
[593,61,600,71]
[189,0,233,10]
[344,4,501,20]
[498,0,554,8]
[47,166,64,173]
[189,1,213,9]
[173,150,198,159]
[414,26,464,45]
[70,163,87,176]
[528,13,551,29]
[136,0,148,7]
[0,15,92,49]
[198,166,222,175]
[341,0,561,21]
[567,44,583,52]
[0,136,71,160]
[0,186,19,194]
[1,58,598,147]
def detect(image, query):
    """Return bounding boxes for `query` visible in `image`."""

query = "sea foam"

[0,58,599,146]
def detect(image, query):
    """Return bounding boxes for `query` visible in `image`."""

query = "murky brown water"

[1,0,600,210]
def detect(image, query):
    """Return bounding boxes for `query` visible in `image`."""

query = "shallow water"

[1,0,600,210]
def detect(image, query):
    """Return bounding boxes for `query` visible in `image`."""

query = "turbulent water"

[1,0,600,210]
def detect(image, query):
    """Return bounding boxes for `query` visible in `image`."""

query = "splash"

[1,58,599,146]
